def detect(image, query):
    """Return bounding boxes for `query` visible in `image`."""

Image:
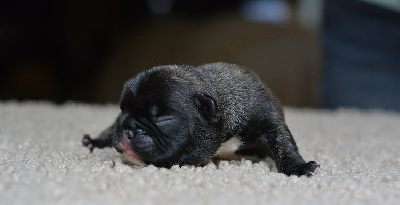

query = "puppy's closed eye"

[155,115,177,124]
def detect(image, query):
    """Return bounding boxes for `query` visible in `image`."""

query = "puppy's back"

[193,62,281,133]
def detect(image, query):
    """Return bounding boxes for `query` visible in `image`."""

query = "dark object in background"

[0,0,241,103]
[83,63,319,176]
[0,0,115,103]
[323,0,400,111]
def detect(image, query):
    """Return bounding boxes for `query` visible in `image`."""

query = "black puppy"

[82,63,319,176]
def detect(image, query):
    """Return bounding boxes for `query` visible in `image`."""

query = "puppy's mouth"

[119,130,145,166]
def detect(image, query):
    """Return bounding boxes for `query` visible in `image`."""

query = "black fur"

[82,63,319,176]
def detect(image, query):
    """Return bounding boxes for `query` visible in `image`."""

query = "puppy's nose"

[122,130,134,140]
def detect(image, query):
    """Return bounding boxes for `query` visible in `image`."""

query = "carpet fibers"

[0,102,399,205]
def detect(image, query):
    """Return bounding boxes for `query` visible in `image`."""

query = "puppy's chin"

[122,150,145,166]
[119,137,145,166]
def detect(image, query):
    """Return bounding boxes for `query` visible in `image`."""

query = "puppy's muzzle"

[123,130,134,140]
[118,130,144,165]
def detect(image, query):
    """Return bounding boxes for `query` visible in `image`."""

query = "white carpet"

[0,102,399,205]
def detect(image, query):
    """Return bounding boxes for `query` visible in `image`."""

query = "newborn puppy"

[82,63,319,176]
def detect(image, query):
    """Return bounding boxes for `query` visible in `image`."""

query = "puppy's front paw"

[82,134,95,153]
[285,161,320,177]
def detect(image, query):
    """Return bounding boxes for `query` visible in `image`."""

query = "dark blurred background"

[1,0,399,110]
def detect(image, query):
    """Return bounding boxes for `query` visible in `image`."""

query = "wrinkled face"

[112,71,222,167]
[113,89,191,167]
[114,103,191,167]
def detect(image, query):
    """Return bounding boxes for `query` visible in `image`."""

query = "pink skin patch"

[120,131,145,165]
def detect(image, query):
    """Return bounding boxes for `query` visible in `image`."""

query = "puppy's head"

[113,66,222,167]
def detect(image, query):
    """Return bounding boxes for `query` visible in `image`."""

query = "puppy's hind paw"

[82,134,95,153]
[285,161,320,177]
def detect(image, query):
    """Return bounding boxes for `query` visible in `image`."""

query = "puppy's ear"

[194,92,220,123]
